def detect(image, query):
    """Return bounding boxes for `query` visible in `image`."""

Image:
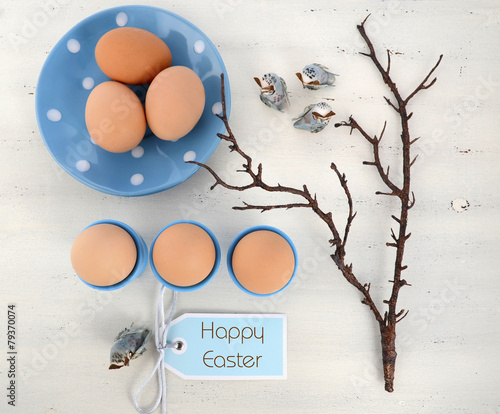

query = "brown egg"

[152,223,216,287]
[145,66,205,141]
[95,27,172,85]
[71,223,137,287]
[231,230,295,295]
[85,81,147,153]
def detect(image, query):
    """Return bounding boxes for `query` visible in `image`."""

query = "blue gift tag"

[164,313,287,380]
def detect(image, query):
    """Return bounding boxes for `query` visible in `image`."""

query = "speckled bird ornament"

[296,64,338,90]
[109,325,152,370]
[293,102,336,133]
[253,73,290,112]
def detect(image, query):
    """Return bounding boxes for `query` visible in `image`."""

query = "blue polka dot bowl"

[35,5,230,197]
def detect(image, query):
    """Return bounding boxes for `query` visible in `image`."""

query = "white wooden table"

[1,1,499,413]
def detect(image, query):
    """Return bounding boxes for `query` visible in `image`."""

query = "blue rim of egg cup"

[75,219,148,291]
[227,225,298,297]
[150,220,221,292]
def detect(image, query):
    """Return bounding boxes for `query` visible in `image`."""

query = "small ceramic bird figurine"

[296,64,338,90]
[253,73,290,112]
[292,102,336,133]
[109,325,152,370]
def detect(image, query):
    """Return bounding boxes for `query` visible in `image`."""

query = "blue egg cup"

[35,5,231,196]
[75,219,148,291]
[150,220,221,292]
[227,225,298,297]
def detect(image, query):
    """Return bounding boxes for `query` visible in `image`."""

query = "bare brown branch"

[192,15,441,393]
[334,15,440,392]
[233,202,313,212]
[330,163,357,248]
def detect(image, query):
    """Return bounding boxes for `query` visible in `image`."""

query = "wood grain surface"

[0,1,499,413]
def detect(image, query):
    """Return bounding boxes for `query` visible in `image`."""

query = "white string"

[133,286,178,414]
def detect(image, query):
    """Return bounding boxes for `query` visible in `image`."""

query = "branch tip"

[396,310,410,323]
[408,191,416,209]
[384,96,399,112]
[386,49,392,73]
[376,191,397,197]
[410,154,419,167]
[391,215,401,223]
[361,13,371,26]
[396,309,406,318]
